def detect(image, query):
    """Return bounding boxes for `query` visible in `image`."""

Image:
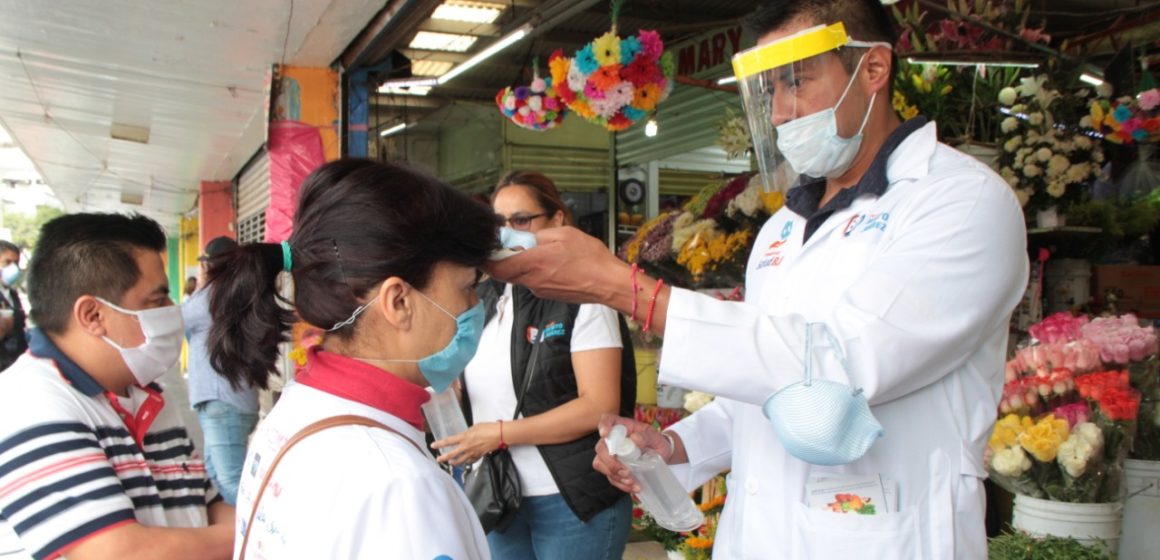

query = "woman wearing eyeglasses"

[433,171,635,559]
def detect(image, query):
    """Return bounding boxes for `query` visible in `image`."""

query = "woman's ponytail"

[206,242,295,391]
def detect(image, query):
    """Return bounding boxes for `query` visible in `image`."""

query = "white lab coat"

[233,383,490,559]
[660,122,1028,559]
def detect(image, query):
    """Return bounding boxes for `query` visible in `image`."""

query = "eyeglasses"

[499,213,545,230]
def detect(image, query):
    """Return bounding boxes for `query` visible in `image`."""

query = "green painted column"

[167,237,180,304]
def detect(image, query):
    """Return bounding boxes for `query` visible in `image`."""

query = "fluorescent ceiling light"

[1079,72,1104,87]
[437,22,532,85]
[409,31,478,52]
[432,1,504,23]
[380,122,412,137]
[906,57,1039,69]
[110,123,150,144]
[412,60,454,77]
[378,78,436,96]
[717,76,737,85]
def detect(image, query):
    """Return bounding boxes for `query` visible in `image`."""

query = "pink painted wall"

[199,181,234,248]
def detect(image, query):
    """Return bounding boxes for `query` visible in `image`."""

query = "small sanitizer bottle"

[605,425,704,532]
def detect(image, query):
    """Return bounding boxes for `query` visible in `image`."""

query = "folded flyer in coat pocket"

[806,474,892,514]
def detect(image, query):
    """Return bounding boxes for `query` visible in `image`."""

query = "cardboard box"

[1092,265,1160,319]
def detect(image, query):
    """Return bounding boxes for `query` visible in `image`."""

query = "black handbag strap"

[510,330,542,421]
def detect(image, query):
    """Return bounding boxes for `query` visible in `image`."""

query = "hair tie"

[280,240,293,272]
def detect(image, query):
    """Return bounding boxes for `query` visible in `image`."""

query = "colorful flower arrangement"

[548,26,674,131]
[996,76,1105,215]
[1086,88,1160,145]
[495,66,566,131]
[619,174,785,289]
[989,312,1159,503]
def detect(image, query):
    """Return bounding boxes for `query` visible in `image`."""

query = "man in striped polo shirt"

[0,214,233,560]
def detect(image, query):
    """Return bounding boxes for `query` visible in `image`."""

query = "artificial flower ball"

[495,75,567,131]
[552,28,674,131]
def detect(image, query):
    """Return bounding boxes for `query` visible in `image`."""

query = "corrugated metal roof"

[0,0,384,230]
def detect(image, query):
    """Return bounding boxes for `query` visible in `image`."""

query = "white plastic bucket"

[1120,459,1160,560]
[1013,494,1122,555]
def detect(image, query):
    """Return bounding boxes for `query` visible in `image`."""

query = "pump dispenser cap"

[605,425,642,461]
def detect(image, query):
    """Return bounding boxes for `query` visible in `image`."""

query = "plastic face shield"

[731,23,881,192]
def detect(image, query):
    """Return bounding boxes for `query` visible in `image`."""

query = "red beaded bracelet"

[497,419,508,450]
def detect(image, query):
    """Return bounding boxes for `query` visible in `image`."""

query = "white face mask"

[775,52,877,179]
[96,297,184,386]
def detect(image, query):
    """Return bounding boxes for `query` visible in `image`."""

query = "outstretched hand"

[484,226,628,306]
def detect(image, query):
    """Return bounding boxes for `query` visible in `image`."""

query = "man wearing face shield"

[486,1,1029,557]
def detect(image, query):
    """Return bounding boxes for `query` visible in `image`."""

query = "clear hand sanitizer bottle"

[605,425,704,532]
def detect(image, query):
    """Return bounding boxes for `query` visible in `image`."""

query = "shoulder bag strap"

[511,331,542,421]
[238,414,423,559]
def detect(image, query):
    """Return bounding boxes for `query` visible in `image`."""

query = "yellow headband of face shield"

[732,22,852,80]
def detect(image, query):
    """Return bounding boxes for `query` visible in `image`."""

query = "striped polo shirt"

[0,330,218,560]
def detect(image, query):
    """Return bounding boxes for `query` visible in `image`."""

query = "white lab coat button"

[746,478,758,495]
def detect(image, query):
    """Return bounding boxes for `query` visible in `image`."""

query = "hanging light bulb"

[645,117,658,138]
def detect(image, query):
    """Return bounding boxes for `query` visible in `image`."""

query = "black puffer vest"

[462,280,636,522]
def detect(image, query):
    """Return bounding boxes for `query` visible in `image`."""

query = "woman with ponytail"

[207,159,499,559]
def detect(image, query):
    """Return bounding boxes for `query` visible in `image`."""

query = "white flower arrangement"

[725,178,763,218]
[1047,154,1071,178]
[996,75,1104,213]
[992,445,1033,477]
[998,87,1018,107]
[1057,422,1103,478]
[716,108,752,161]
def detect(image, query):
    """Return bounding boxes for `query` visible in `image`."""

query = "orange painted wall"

[275,66,339,161]
[199,180,234,248]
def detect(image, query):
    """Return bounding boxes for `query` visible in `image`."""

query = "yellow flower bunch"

[893,90,919,121]
[907,67,953,95]
[759,190,785,214]
[685,536,713,550]
[1019,414,1070,462]
[677,228,751,282]
[989,413,1033,453]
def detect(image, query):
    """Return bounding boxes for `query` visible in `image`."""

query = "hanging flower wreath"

[496,63,567,131]
[549,2,674,132]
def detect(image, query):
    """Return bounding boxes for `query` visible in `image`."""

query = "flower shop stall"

[991,311,1159,557]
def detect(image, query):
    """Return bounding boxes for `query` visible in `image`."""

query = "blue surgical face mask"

[339,287,485,393]
[1,263,22,287]
[411,292,485,392]
[762,323,884,466]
